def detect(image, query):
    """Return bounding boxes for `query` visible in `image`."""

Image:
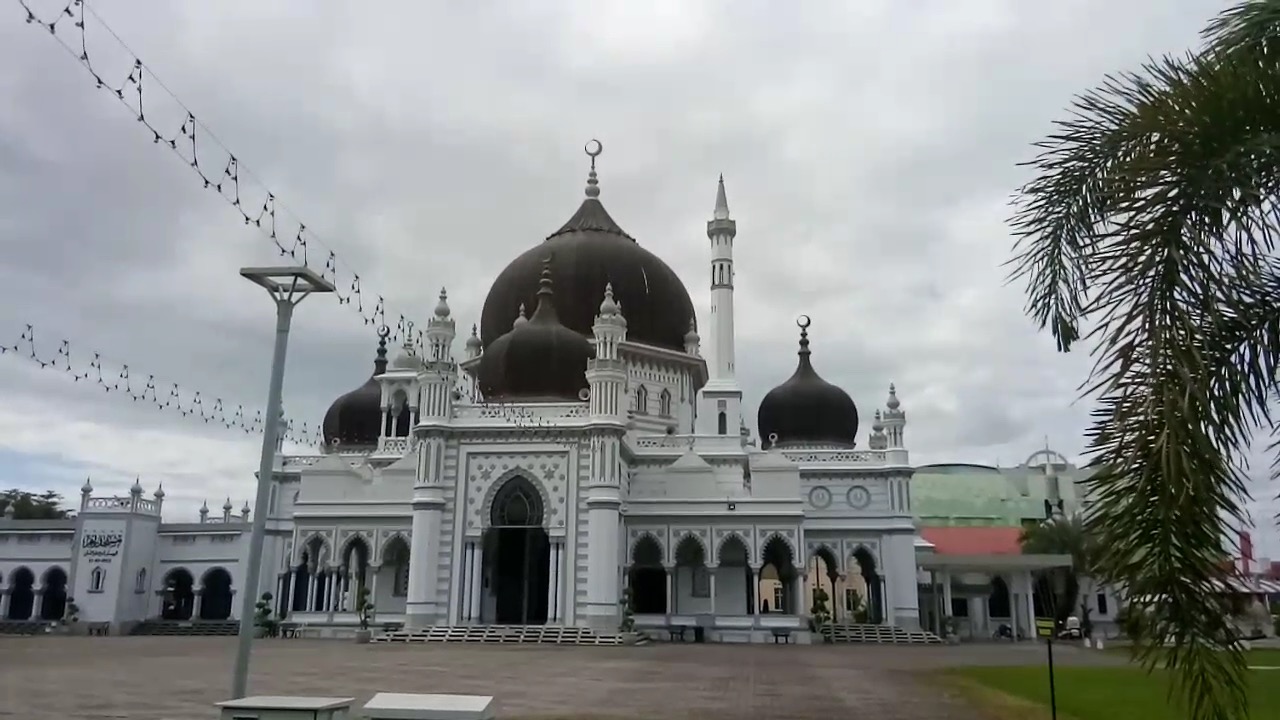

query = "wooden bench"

[667,624,689,642]
[88,622,110,636]
[770,627,793,644]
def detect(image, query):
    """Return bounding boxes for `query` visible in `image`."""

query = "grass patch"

[947,663,1280,720]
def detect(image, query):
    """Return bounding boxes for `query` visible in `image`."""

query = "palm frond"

[1009,3,1280,717]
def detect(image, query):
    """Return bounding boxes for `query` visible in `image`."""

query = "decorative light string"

[16,0,424,350]
[0,323,324,447]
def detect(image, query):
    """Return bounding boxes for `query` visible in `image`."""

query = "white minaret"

[405,287,456,627]
[696,175,744,437]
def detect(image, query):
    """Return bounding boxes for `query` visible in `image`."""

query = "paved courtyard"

[0,636,1124,719]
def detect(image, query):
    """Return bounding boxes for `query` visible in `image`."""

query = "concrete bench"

[362,692,494,720]
[215,695,354,720]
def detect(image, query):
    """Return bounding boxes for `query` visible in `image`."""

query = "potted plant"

[354,587,374,643]
[809,587,833,643]
[62,597,81,635]
[253,592,279,639]
[942,616,961,644]
[618,587,636,641]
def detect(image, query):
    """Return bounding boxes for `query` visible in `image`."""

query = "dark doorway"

[162,568,195,620]
[629,535,667,614]
[6,567,35,620]
[39,567,68,621]
[199,567,234,620]
[483,477,550,625]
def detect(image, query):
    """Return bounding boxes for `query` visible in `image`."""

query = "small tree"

[809,587,832,636]
[253,592,279,638]
[618,587,635,633]
[846,589,868,624]
[355,587,374,631]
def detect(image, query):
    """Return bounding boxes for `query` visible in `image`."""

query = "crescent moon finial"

[377,325,391,340]
[585,139,603,172]
[796,314,811,330]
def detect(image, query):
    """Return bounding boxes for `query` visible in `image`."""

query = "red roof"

[920,527,1023,556]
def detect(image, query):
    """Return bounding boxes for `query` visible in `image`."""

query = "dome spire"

[530,257,560,324]
[796,314,812,361]
[374,326,390,374]
[585,138,602,199]
[714,173,730,220]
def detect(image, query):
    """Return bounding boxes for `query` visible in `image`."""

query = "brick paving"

[0,636,1123,719]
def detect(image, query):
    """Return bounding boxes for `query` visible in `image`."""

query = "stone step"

[820,623,943,645]
[129,620,241,636]
[372,624,646,646]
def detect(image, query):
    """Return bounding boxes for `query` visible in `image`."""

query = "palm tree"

[1019,514,1098,627]
[1008,2,1280,718]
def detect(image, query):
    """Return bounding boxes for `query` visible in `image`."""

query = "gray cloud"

[4,0,1272,549]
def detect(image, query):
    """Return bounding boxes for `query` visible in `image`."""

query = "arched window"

[658,389,672,416]
[635,385,649,415]
[717,411,728,435]
[89,566,106,593]
[135,568,147,594]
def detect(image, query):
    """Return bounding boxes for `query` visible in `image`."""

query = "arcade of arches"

[285,533,411,617]
[2,566,68,621]
[625,535,882,620]
[159,567,235,621]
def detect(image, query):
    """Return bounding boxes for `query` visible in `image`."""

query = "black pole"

[1047,633,1058,720]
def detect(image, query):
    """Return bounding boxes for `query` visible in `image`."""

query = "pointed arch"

[715,531,751,564]
[658,388,672,416]
[39,566,68,621]
[671,531,708,566]
[378,531,411,564]
[758,532,796,566]
[635,384,649,415]
[5,566,35,620]
[479,468,552,531]
[629,531,665,565]
[340,532,372,563]
[297,532,332,565]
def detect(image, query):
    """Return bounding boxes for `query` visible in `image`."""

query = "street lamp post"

[232,266,335,699]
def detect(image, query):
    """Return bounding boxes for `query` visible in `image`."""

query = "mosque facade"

[0,146,949,642]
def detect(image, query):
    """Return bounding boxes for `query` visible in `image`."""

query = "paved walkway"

[0,637,1121,719]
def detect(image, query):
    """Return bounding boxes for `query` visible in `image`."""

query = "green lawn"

[946,653,1280,720]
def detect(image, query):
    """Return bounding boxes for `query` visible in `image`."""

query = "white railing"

[376,436,413,455]
[632,434,744,453]
[781,449,887,464]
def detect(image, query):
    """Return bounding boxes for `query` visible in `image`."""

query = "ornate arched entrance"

[482,476,550,625]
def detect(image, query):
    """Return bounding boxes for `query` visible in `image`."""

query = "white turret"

[696,175,744,437]
[882,384,908,464]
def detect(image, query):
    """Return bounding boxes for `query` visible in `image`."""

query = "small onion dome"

[513,304,528,329]
[154,484,166,500]
[81,478,93,495]
[130,478,144,495]
[391,342,423,371]
[757,319,859,450]
[222,497,234,512]
[434,287,451,318]
[683,319,699,345]
[321,331,390,448]
[465,324,483,351]
[477,258,594,401]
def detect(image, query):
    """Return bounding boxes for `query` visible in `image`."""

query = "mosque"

[0,144,1082,643]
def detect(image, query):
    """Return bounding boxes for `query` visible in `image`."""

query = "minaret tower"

[405,287,456,628]
[696,175,745,437]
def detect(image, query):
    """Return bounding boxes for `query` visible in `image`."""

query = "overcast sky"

[1,0,1275,554]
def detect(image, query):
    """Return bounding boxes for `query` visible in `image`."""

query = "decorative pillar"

[708,568,718,615]
[1,591,10,619]
[193,590,203,620]
[468,541,482,622]
[750,566,761,614]
[1023,571,1037,642]
[793,573,805,616]
[306,567,317,611]
[665,565,675,615]
[545,540,561,624]
[457,541,474,623]
[406,437,448,628]
[368,565,380,612]
[31,590,43,620]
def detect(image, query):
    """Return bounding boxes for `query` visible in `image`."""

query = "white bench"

[361,692,495,720]
[215,695,355,720]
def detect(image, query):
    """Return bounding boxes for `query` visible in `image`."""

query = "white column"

[545,540,560,624]
[709,570,718,615]
[406,499,445,628]
[1,592,9,619]
[459,541,475,623]
[193,590,203,620]
[584,495,622,629]
[1023,571,1037,642]
[468,541,482,622]
[306,570,317,611]
[665,566,675,615]
[368,566,379,618]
